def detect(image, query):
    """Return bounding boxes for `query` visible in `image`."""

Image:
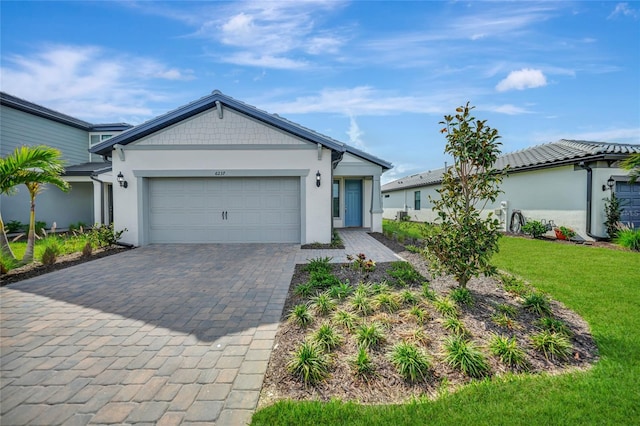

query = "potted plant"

[554,226,576,241]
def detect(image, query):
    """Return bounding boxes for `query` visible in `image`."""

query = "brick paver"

[1,231,392,425]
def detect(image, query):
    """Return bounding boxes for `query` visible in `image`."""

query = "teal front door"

[345,179,363,227]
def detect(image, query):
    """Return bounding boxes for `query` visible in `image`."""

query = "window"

[333,180,340,218]
[89,134,113,146]
[414,191,421,210]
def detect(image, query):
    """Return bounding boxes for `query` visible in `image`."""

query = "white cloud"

[496,68,547,92]
[347,115,365,149]
[486,104,533,115]
[193,1,347,69]
[256,86,461,116]
[0,44,192,122]
[534,127,640,145]
[608,3,639,19]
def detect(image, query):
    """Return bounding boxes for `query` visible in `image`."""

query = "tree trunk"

[22,198,36,264]
[0,213,16,259]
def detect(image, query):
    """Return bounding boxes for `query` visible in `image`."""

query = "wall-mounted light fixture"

[117,172,128,188]
[602,176,614,192]
[316,171,321,187]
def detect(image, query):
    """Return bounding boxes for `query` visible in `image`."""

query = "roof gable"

[90,90,392,170]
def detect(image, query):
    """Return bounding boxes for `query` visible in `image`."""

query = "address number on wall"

[214,171,226,176]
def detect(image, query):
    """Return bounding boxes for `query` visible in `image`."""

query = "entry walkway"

[296,228,403,264]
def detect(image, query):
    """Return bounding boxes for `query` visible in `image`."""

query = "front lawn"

[251,236,640,425]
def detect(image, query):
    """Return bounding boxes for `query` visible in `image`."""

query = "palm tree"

[621,153,640,184]
[0,146,70,262]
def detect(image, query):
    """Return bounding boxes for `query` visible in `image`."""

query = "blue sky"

[1,1,639,183]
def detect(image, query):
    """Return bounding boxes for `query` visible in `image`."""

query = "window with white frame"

[414,190,421,210]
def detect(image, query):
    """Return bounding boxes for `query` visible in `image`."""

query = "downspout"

[89,175,104,225]
[578,162,608,241]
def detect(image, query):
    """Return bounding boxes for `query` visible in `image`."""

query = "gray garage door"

[617,181,640,229]
[148,177,300,243]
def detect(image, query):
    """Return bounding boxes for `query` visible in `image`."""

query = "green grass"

[5,234,90,269]
[251,236,640,425]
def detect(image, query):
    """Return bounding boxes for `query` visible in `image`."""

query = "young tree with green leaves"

[0,146,69,262]
[424,103,508,288]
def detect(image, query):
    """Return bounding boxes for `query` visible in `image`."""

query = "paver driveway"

[0,244,299,425]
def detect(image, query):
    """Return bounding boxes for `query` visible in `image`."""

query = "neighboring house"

[382,140,640,241]
[90,90,392,246]
[0,92,132,230]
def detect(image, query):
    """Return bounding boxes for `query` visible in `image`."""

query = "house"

[382,140,640,240]
[0,92,132,229]
[90,90,392,246]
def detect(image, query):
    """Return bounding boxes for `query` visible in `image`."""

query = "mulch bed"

[259,233,599,407]
[1,246,131,287]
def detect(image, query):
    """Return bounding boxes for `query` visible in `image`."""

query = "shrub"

[351,347,375,378]
[88,223,125,247]
[499,273,529,296]
[347,253,376,274]
[332,310,359,332]
[388,342,431,382]
[1,251,19,273]
[531,330,572,360]
[400,290,420,306]
[356,322,385,349]
[491,313,519,330]
[5,220,23,233]
[442,317,467,336]
[69,221,87,232]
[308,270,342,290]
[288,304,313,327]
[328,282,353,300]
[312,322,343,352]
[350,292,373,316]
[489,335,528,369]
[522,292,552,316]
[81,241,92,258]
[603,193,622,238]
[614,227,640,251]
[287,341,330,385]
[536,317,572,337]
[450,287,473,306]
[388,261,422,286]
[495,303,518,317]
[374,293,400,313]
[409,306,429,325]
[305,256,333,274]
[405,245,422,254]
[433,297,459,318]
[443,335,490,378]
[40,237,62,265]
[370,282,391,295]
[310,293,336,316]
[294,282,317,298]
[522,220,548,239]
[422,283,437,301]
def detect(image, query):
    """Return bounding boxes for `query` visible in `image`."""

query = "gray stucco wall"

[1,182,94,230]
[0,104,89,164]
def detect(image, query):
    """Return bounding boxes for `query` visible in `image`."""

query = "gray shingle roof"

[90,90,392,170]
[382,139,640,192]
[64,162,112,176]
[0,92,132,132]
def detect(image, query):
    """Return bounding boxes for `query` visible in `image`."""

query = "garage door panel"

[149,177,300,243]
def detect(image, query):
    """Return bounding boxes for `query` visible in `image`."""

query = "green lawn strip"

[6,235,90,267]
[251,237,640,425]
[382,219,429,241]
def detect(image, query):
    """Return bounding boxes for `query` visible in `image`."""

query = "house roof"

[64,162,112,176]
[0,92,132,132]
[382,139,640,192]
[90,90,392,170]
